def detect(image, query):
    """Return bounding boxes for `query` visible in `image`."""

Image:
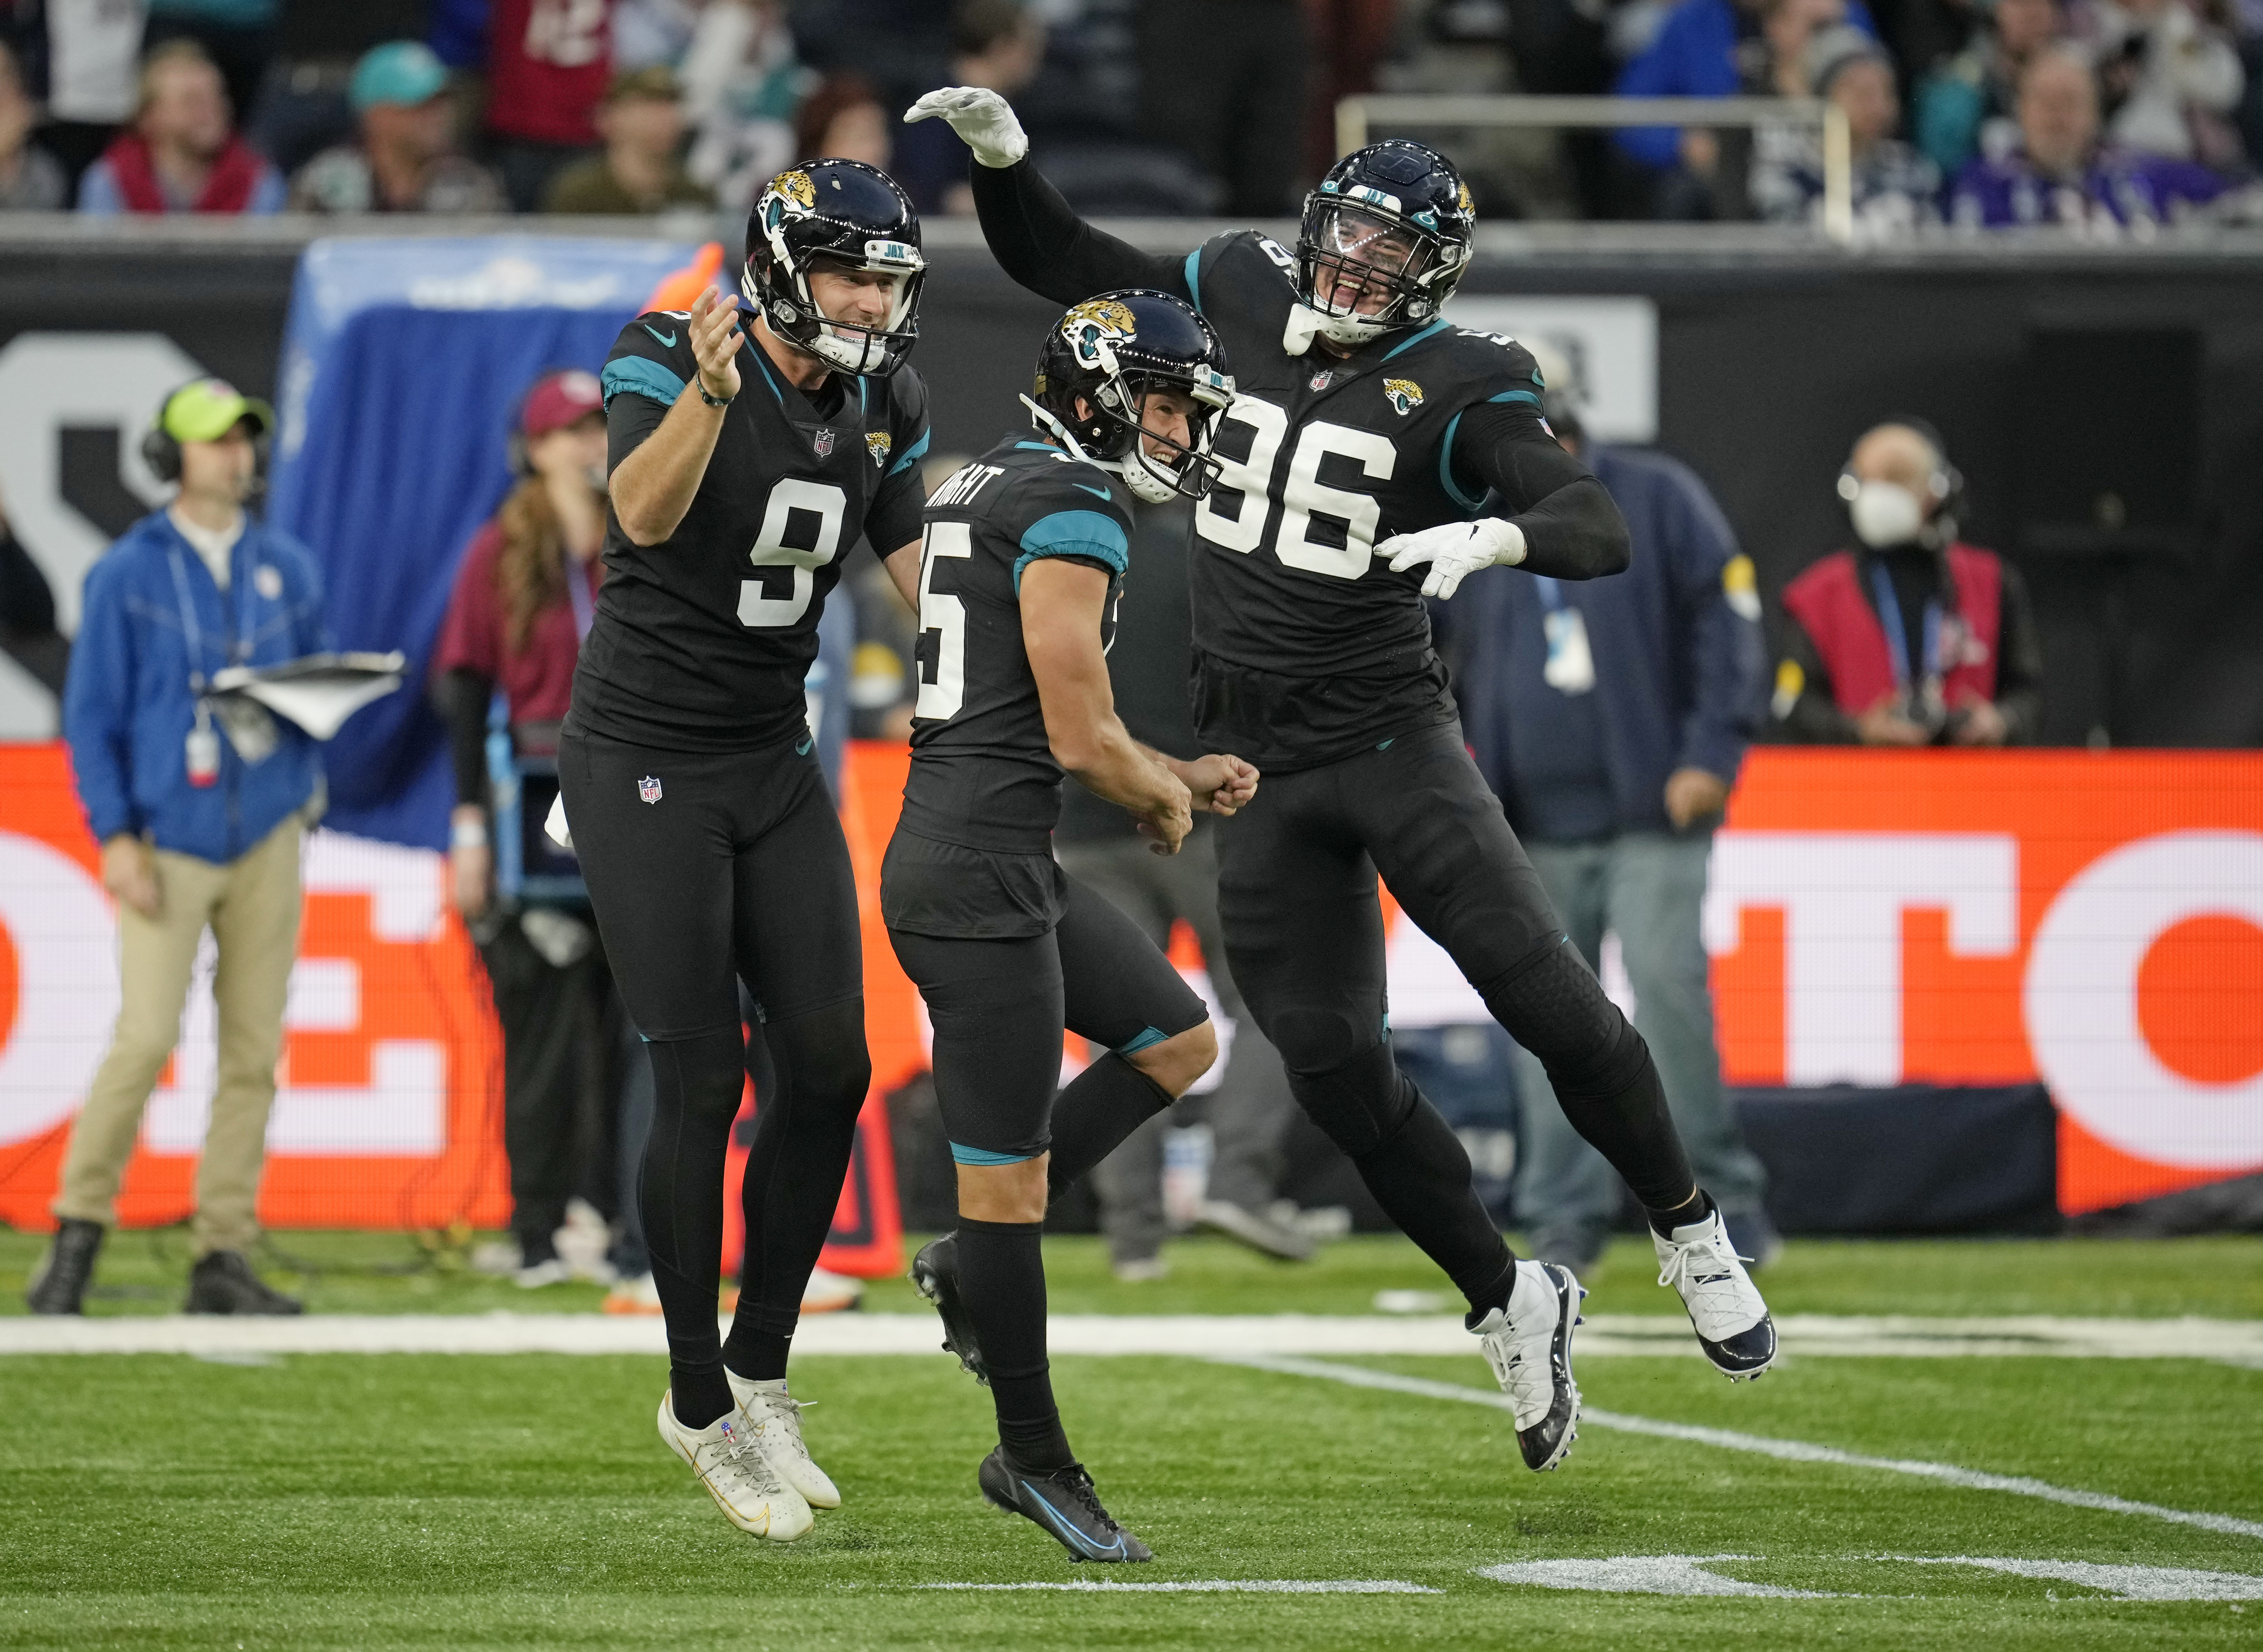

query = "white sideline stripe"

[3,1312,2262,1362]
[919,1580,1440,1594]
[1225,1355,2263,1544]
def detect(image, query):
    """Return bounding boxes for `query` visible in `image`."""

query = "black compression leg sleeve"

[956,1216,1073,1472]
[1045,1052,1177,1203]
[640,1028,748,1429]
[1479,939,1697,1212]
[722,998,871,1383]
[1289,1040,1517,1315]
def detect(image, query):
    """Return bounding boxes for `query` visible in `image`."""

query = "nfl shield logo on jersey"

[1309,369,1333,392]
[638,775,663,805]
[812,427,836,458]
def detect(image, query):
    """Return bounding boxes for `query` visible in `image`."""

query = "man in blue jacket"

[1435,363,1777,1274]
[28,379,326,1317]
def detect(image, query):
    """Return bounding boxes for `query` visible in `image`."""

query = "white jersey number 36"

[1195,396,1396,580]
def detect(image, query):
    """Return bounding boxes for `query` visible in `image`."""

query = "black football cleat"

[26,1217,104,1315]
[909,1233,988,1384]
[979,1449,1153,1563]
[184,1251,304,1315]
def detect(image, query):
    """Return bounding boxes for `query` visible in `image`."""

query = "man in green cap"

[30,380,329,1317]
[289,40,504,215]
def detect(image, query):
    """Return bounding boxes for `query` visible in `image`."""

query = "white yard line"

[1225,1354,2263,1544]
[2,1311,2261,1362]
[918,1580,1440,1594]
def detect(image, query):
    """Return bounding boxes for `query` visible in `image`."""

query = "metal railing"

[1335,93,1856,247]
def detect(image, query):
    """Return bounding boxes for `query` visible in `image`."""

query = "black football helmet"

[1029,289,1235,504]
[1293,141,1475,349]
[742,159,925,377]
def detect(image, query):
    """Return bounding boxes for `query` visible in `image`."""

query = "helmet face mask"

[1030,292,1235,504]
[1294,143,1474,347]
[743,162,925,377]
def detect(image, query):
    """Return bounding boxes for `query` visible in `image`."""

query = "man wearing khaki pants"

[29,379,327,1316]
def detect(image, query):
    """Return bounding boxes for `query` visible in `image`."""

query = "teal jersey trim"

[600,355,685,409]
[1383,318,1451,360]
[1012,508,1130,593]
[951,1142,1034,1167]
[1439,410,1484,513]
[1184,246,1204,311]
[1489,388,1543,408]
[1117,1025,1169,1055]
[1015,440,1059,453]
[887,427,931,477]
[751,349,785,405]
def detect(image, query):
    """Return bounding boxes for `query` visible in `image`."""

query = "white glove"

[1377,519,1528,599]
[903,86,1029,169]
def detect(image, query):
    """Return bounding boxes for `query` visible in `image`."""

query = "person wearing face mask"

[1775,420,2042,746]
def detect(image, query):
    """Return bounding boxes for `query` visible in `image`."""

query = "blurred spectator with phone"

[1435,352,1776,1274]
[78,37,284,213]
[1775,419,2042,745]
[31,381,322,1317]
[431,369,654,1308]
[290,41,505,214]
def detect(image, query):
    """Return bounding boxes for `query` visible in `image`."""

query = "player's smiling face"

[807,264,904,334]
[1318,206,1426,316]
[1135,387,1197,463]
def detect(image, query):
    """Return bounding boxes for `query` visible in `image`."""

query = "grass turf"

[2,1348,2260,1650]
[4,1226,2261,1319]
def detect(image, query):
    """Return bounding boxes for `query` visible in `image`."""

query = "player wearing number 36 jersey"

[559,159,931,1543]
[908,90,1777,1476]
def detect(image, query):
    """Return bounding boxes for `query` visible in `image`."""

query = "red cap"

[520,369,604,439]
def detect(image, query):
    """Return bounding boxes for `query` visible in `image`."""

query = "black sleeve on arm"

[435,667,496,811]
[968,159,1191,305]
[1991,561,2044,742]
[1451,401,1631,579]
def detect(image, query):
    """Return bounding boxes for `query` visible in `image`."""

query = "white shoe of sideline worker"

[802,1267,863,1313]
[603,1272,662,1315]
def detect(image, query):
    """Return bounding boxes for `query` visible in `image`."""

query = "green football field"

[3,1232,2261,1650]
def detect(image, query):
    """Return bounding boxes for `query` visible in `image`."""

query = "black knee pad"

[1477,938,1649,1102]
[1286,1038,1417,1161]
[765,997,873,1112]
[646,1028,747,1127]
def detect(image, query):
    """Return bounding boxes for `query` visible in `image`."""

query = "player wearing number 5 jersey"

[908,90,1776,1474]
[559,159,932,1541]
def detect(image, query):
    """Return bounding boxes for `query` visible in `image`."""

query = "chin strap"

[1019,394,1099,465]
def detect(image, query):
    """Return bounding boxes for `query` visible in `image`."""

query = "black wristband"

[698,380,734,408]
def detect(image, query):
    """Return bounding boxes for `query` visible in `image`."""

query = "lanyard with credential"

[167,544,229,785]
[1867,563,1941,691]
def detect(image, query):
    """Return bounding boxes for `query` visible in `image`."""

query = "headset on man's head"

[141,378,272,487]
[1835,414,1963,524]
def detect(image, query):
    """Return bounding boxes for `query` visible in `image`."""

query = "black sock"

[1647,1187,1713,1239]
[640,1028,746,1431]
[721,1000,871,1384]
[956,1215,1073,1472]
[1354,1074,1518,1315]
[1044,1053,1177,1202]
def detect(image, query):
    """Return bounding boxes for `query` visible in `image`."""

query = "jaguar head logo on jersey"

[812,427,836,457]
[1289,142,1476,354]
[1384,378,1424,416]
[1028,288,1234,506]
[742,158,926,378]
[867,430,892,469]
[638,775,663,805]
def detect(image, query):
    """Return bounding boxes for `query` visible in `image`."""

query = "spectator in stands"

[894,0,1044,215]
[79,38,284,214]
[613,0,704,72]
[31,381,321,1318]
[0,41,68,209]
[681,0,806,215]
[793,70,892,168]
[431,370,652,1304]
[1753,25,1943,228]
[477,0,615,212]
[290,41,505,214]
[1435,359,1777,1275]
[2094,0,2246,162]
[1138,0,1312,216]
[143,0,279,140]
[1916,0,2066,175]
[1949,42,2230,224]
[543,63,714,213]
[35,0,144,191]
[1775,419,2043,743]
[1615,0,1880,217]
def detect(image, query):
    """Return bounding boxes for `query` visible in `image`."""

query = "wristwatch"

[698,379,734,408]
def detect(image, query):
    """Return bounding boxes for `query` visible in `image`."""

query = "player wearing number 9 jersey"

[908,91,1777,1474]
[558,159,931,1541]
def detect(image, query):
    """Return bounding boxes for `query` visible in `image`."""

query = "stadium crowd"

[0,0,2255,229]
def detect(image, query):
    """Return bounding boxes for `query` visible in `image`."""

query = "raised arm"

[906,88,1188,306]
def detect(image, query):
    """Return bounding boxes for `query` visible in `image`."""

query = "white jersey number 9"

[914,520,973,720]
[738,478,845,629]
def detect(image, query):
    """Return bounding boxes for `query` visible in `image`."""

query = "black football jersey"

[1180,230,1547,769]
[567,304,932,752]
[901,436,1133,854]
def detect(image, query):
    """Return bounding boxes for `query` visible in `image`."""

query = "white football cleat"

[801,1266,863,1313]
[726,1370,842,1510]
[1654,1204,1777,1379]
[1470,1259,1584,1472]
[656,1391,813,1541]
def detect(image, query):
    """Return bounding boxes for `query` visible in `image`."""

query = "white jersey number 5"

[913,520,972,719]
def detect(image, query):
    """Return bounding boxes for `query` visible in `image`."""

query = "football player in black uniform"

[558,159,933,1540]
[906,90,1777,1473]
[878,291,1255,1561]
